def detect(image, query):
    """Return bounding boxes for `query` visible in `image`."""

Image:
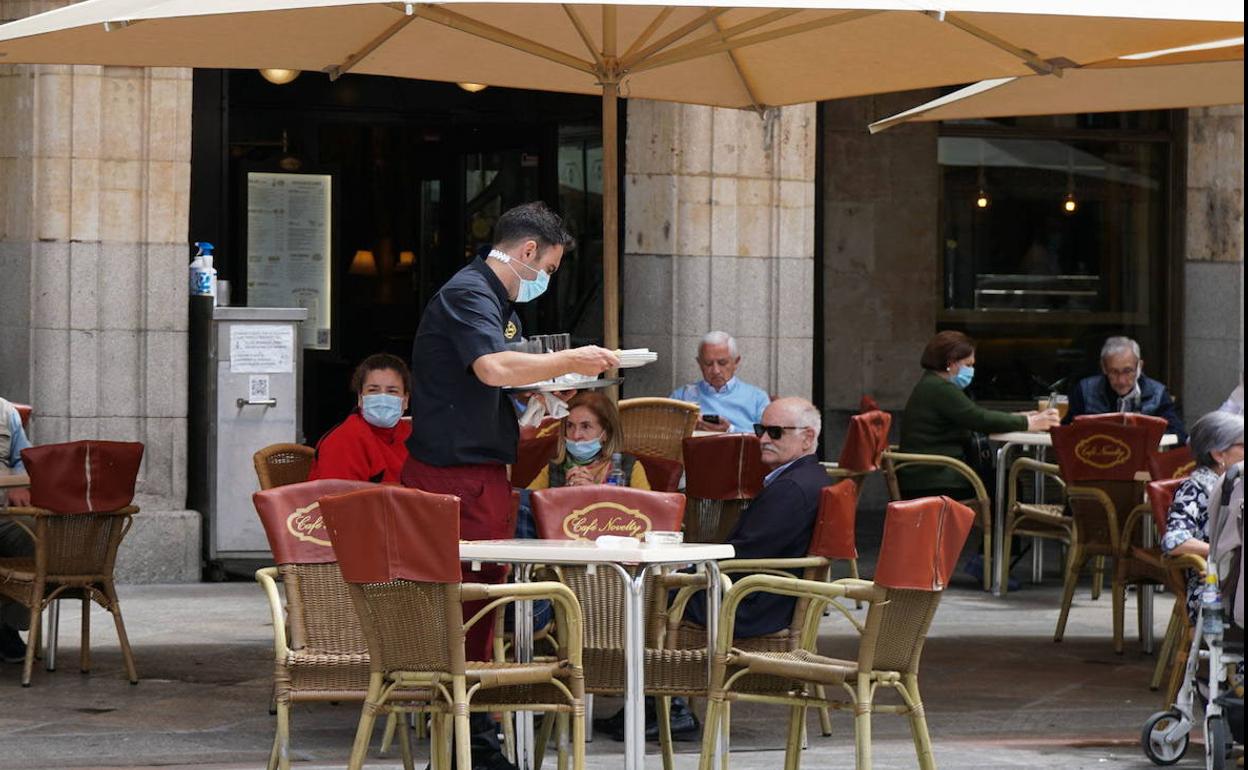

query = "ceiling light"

[457,82,488,93]
[259,68,300,85]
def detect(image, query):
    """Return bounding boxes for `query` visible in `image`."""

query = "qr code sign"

[249,375,270,402]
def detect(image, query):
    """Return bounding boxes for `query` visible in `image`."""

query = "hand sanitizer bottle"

[190,242,218,299]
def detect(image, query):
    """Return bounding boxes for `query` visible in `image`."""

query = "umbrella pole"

[602,80,620,355]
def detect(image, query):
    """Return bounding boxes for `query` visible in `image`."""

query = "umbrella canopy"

[870,41,1244,132]
[0,1,1242,109]
[1,1,1241,351]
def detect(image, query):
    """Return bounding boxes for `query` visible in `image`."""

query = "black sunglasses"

[753,424,803,440]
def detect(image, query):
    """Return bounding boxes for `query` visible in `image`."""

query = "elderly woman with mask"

[1162,410,1244,621]
[308,353,412,484]
[527,390,650,490]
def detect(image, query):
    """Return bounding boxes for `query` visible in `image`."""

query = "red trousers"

[401,456,512,662]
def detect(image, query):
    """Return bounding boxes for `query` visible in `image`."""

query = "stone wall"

[0,16,199,582]
[1182,105,1244,418]
[621,100,817,401]
[819,92,941,416]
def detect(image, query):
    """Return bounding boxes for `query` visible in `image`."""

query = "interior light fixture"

[396,250,416,270]
[974,162,989,209]
[259,68,300,85]
[457,82,488,93]
[1063,192,1078,214]
[349,249,378,276]
[976,190,990,209]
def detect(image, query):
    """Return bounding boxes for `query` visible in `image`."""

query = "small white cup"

[644,530,684,546]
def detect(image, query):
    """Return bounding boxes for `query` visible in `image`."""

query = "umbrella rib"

[413,3,595,75]
[617,8,729,71]
[629,9,880,75]
[324,12,419,79]
[929,12,1057,75]
[562,5,606,72]
[711,16,765,112]
[621,7,675,63]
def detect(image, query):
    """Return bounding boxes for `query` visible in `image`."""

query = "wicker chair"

[512,419,562,489]
[1049,419,1158,650]
[1135,479,1206,704]
[681,433,765,543]
[881,448,993,591]
[1000,456,1070,596]
[697,496,976,770]
[824,408,893,485]
[253,478,430,770]
[253,443,315,490]
[529,485,690,769]
[0,440,143,687]
[618,398,699,462]
[319,485,586,770]
[663,480,862,740]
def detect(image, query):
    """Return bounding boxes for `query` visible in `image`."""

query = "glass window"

[938,114,1176,401]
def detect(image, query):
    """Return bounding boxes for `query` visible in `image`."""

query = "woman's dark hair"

[492,201,576,252]
[350,353,411,395]
[920,331,976,372]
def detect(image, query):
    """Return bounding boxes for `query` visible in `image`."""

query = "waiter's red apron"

[401,456,513,662]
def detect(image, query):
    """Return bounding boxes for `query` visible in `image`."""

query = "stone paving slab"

[0,578,1203,770]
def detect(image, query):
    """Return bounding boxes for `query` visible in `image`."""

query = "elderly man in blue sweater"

[670,331,771,433]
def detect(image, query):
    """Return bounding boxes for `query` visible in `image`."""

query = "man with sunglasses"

[684,396,831,635]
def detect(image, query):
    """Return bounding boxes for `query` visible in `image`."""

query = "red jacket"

[308,412,412,484]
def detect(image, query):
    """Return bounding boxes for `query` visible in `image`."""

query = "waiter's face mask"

[490,248,550,303]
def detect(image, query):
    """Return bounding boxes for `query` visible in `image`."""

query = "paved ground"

[0,559,1212,770]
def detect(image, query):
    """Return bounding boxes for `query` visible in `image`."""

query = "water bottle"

[1200,573,1224,639]
[606,453,626,486]
[189,242,218,299]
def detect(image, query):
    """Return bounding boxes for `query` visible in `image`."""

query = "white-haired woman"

[1162,410,1244,621]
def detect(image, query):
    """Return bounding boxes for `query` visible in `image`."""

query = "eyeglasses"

[753,424,803,440]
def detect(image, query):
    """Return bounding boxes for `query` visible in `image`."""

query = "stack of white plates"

[616,348,658,369]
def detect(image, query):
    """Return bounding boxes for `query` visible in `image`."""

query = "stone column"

[622,100,816,401]
[0,25,199,581]
[1182,105,1244,417]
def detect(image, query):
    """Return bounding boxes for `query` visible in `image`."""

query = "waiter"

[403,201,617,770]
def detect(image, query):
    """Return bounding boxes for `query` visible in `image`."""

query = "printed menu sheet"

[246,172,332,349]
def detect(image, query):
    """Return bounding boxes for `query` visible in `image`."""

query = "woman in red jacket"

[308,354,412,483]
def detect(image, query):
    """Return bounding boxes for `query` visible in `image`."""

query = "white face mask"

[489,249,549,303]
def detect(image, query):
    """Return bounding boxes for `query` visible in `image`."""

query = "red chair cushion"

[836,410,892,473]
[1074,412,1167,453]
[1146,478,1185,534]
[252,478,377,564]
[1148,446,1196,481]
[635,453,684,493]
[512,426,561,489]
[873,497,975,591]
[530,486,685,541]
[21,440,143,513]
[1052,421,1152,482]
[683,434,765,500]
[320,485,462,584]
[808,480,859,560]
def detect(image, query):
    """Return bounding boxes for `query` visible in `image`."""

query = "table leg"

[704,561,726,766]
[1140,521,1155,653]
[605,563,646,770]
[992,443,1017,596]
[1032,447,1047,584]
[45,599,59,671]
[513,564,535,770]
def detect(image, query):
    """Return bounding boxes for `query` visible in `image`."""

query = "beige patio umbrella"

[1,1,1241,349]
[869,40,1244,132]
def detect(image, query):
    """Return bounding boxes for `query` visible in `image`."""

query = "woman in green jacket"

[898,331,1059,499]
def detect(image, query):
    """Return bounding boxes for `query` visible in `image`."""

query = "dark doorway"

[191,70,605,444]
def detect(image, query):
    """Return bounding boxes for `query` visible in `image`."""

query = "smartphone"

[702,414,721,424]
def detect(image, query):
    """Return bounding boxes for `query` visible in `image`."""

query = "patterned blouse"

[1161,465,1219,621]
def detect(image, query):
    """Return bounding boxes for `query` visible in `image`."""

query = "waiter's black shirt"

[407,257,523,466]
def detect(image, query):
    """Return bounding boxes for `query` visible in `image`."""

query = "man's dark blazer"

[684,453,831,638]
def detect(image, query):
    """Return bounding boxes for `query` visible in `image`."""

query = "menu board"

[246,172,332,349]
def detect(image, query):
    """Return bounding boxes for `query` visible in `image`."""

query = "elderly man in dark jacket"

[1065,336,1187,442]
[602,396,831,741]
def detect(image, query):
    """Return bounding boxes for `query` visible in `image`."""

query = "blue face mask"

[952,365,975,390]
[361,393,404,428]
[565,438,602,463]
[490,249,550,303]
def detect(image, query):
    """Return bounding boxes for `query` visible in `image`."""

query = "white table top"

[460,538,734,566]
[989,431,1178,448]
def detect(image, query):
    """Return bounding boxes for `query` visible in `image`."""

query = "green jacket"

[897,371,1027,496]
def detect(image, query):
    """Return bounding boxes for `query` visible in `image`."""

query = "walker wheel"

[1204,714,1228,770]
[1141,710,1188,765]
